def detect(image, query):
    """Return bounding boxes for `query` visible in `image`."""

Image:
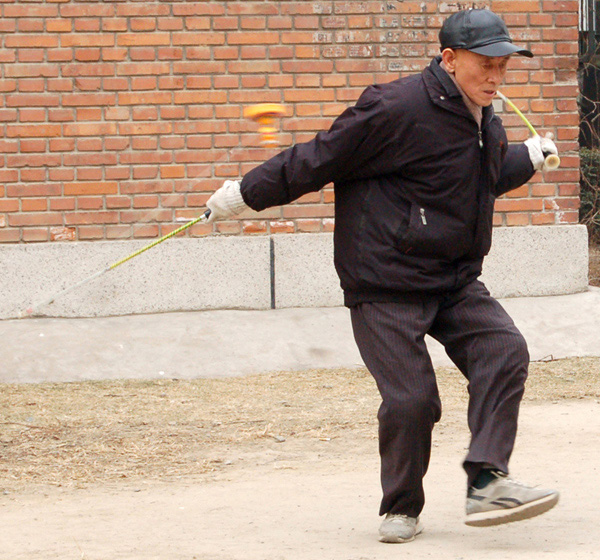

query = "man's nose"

[488,67,503,84]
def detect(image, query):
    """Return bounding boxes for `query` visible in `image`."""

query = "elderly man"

[206,8,559,543]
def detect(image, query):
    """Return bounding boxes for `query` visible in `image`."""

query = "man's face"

[442,49,510,107]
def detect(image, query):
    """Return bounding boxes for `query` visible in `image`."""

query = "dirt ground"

[1,357,599,559]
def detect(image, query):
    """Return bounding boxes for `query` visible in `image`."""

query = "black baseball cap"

[439,9,533,58]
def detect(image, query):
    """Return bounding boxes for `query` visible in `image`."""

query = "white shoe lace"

[496,472,536,489]
[385,513,416,524]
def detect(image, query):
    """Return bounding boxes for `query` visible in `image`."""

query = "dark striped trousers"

[350,280,529,517]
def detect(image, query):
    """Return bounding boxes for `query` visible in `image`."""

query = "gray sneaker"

[379,513,424,543]
[465,470,559,527]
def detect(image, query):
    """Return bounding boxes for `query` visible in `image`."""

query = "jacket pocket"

[396,202,471,261]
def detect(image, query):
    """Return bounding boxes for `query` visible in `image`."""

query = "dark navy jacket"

[240,56,535,306]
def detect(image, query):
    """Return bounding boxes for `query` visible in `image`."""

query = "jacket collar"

[424,55,495,128]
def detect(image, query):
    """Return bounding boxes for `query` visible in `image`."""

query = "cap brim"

[469,42,533,58]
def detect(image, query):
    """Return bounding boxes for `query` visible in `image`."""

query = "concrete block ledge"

[480,225,589,298]
[272,225,590,308]
[0,225,589,319]
[0,236,272,319]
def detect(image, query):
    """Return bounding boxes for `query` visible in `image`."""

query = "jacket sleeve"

[493,142,536,197]
[240,85,399,212]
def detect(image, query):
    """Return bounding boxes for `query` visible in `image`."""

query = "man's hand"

[206,180,249,223]
[524,133,558,172]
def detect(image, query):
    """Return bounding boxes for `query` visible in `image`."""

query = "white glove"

[524,134,558,172]
[206,180,249,223]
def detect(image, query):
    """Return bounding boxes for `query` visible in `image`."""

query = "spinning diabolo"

[243,103,286,146]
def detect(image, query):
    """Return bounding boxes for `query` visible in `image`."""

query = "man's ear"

[441,48,457,73]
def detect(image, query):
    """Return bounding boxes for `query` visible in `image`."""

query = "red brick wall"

[0,0,580,243]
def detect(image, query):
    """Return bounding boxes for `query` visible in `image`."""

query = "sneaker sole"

[465,492,559,527]
[379,523,424,544]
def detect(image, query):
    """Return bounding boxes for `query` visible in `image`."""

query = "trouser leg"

[350,300,441,518]
[429,280,529,487]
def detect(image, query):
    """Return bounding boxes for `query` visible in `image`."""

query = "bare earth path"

[1,360,599,559]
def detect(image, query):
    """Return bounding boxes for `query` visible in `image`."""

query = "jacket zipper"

[478,130,483,149]
[420,207,427,225]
